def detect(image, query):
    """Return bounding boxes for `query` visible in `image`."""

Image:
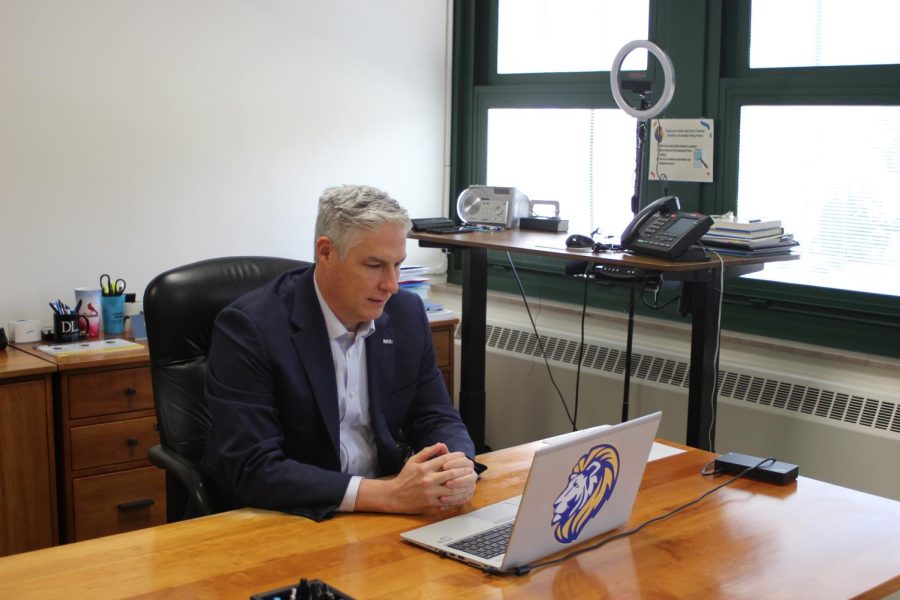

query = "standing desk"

[410,229,797,452]
[1,440,897,598]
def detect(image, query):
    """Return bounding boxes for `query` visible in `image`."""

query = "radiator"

[454,318,900,501]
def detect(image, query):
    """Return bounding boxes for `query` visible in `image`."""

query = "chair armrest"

[148,444,213,517]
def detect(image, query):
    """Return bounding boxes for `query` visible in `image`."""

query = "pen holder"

[101,294,126,335]
[54,313,82,343]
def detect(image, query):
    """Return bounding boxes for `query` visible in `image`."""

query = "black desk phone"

[621,196,713,259]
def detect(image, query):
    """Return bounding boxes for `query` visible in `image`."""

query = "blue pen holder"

[101,295,126,335]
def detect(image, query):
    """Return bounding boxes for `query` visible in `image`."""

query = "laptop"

[401,411,661,573]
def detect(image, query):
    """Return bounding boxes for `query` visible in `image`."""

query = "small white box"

[11,319,42,343]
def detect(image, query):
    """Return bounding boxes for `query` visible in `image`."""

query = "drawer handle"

[125,387,138,397]
[127,437,139,447]
[118,498,155,511]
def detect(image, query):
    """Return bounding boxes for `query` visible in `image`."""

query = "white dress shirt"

[313,277,378,512]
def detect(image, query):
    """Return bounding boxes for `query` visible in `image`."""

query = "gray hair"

[314,185,411,258]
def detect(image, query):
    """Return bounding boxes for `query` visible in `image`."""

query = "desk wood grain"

[0,346,56,379]
[0,442,897,599]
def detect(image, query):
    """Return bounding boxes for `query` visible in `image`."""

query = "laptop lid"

[401,411,661,572]
[501,411,661,570]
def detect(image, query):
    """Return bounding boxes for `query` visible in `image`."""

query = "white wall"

[0,0,450,330]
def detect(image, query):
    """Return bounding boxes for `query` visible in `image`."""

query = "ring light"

[610,40,676,120]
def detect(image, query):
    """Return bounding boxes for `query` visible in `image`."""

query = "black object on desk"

[411,217,473,234]
[251,578,355,600]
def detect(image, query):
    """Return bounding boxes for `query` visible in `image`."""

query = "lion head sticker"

[551,443,620,544]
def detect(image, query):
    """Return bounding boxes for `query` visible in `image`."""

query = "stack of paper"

[701,217,798,256]
[399,265,431,299]
[424,301,456,322]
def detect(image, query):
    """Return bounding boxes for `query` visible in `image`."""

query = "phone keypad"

[636,216,677,249]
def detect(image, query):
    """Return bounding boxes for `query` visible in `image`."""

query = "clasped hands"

[356,442,477,514]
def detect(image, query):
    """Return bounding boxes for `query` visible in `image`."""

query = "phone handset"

[620,196,681,247]
[620,195,713,259]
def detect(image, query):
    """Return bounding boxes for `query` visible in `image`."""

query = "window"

[452,1,900,357]
[476,1,651,239]
[497,0,648,74]
[749,0,900,68]
[737,106,900,295]
[730,1,900,299]
[486,108,636,239]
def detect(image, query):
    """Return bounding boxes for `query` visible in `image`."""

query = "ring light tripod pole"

[610,41,676,423]
[626,83,652,215]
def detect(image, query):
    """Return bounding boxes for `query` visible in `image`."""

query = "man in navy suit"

[202,185,477,520]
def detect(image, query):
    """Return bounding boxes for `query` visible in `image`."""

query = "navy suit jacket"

[201,265,475,520]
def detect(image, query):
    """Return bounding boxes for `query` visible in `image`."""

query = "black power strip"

[714,452,799,485]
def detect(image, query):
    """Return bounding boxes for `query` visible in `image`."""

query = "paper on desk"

[649,442,685,462]
[542,430,685,462]
[37,338,142,356]
[426,308,456,321]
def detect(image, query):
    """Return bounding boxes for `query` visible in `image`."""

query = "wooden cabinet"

[0,348,58,556]
[16,341,165,543]
[58,349,164,542]
[429,317,458,400]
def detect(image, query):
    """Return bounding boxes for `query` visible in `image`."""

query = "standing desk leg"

[684,275,720,451]
[459,248,489,453]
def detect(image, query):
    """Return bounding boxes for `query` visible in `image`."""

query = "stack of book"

[701,217,798,256]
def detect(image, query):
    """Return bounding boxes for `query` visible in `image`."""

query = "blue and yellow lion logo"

[551,443,620,544]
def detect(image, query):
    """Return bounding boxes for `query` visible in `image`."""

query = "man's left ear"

[315,236,334,263]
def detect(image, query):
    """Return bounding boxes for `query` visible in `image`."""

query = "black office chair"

[144,255,309,522]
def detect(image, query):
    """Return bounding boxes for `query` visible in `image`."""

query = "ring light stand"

[609,40,676,423]
[610,40,676,214]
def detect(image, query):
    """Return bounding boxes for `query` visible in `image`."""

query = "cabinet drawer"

[431,327,453,368]
[68,367,153,419]
[72,466,166,542]
[70,416,159,471]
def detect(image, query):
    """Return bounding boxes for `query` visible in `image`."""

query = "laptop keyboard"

[447,522,514,559]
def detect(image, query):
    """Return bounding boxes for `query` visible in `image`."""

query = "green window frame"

[449,0,900,358]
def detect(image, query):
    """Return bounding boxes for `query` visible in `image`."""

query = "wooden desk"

[0,348,58,556]
[12,339,165,543]
[1,441,896,599]
[411,228,798,451]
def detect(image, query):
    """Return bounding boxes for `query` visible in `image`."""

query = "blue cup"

[101,294,126,335]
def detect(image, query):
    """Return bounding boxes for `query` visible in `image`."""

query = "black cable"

[505,252,575,429]
[508,456,776,576]
[572,276,589,431]
[622,287,635,423]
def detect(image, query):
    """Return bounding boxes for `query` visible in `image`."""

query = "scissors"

[100,273,127,296]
